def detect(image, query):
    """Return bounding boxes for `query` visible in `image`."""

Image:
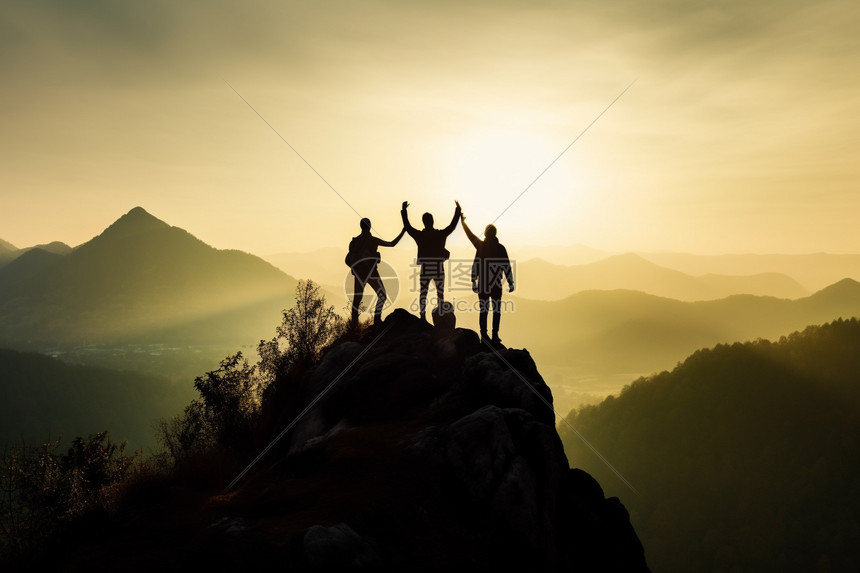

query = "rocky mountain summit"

[52,309,649,572]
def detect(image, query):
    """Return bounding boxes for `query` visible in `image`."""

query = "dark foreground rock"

[31,309,648,572]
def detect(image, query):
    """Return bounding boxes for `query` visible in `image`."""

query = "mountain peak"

[123,206,164,225]
[810,277,860,299]
[97,207,170,241]
[32,241,72,255]
[126,206,152,217]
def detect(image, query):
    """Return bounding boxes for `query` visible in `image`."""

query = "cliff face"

[242,309,649,572]
[46,309,649,572]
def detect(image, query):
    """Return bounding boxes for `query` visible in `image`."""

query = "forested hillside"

[562,319,860,573]
[0,348,195,449]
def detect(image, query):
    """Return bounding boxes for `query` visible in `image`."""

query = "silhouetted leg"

[491,295,502,340]
[433,275,445,308]
[491,285,503,343]
[419,271,429,320]
[366,270,387,324]
[478,292,489,340]
[351,273,364,326]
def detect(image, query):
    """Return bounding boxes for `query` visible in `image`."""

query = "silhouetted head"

[422,212,434,229]
[360,218,372,232]
[484,224,497,239]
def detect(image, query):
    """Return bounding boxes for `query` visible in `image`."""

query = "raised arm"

[401,201,418,238]
[460,216,481,249]
[378,227,406,248]
[442,201,462,236]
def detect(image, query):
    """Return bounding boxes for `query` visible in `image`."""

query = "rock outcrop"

[241,309,649,571]
[39,309,649,572]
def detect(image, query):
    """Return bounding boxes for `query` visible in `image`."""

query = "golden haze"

[1,1,859,256]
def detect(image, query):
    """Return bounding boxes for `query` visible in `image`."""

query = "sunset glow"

[2,1,859,256]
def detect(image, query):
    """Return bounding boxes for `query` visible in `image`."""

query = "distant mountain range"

[265,247,347,290]
[265,248,848,302]
[503,278,860,383]
[6,213,860,405]
[266,245,860,410]
[515,254,808,301]
[0,240,71,268]
[638,251,860,292]
[0,207,297,348]
[515,243,613,266]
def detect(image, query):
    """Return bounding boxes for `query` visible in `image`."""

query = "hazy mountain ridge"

[505,279,860,385]
[6,214,860,417]
[266,247,345,284]
[515,254,808,301]
[639,251,860,292]
[516,244,613,266]
[561,318,860,572]
[0,207,298,347]
[0,247,65,291]
[0,348,194,449]
[0,238,17,253]
[0,240,71,269]
[268,248,815,303]
[270,244,860,293]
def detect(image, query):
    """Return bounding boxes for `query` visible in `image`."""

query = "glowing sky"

[2,0,859,255]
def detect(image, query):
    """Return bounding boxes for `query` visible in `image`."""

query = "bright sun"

[440,128,583,241]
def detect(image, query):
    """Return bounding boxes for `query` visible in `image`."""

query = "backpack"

[345,238,360,267]
[345,236,380,268]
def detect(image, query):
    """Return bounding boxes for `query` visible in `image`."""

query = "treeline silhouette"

[562,318,860,573]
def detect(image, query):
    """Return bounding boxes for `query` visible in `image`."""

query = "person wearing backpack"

[346,217,406,325]
[460,209,514,345]
[401,200,461,321]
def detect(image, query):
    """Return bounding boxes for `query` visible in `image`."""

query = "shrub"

[157,280,344,465]
[258,279,346,383]
[0,432,141,557]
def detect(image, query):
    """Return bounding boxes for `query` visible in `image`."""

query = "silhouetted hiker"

[460,210,514,345]
[401,200,461,321]
[346,218,406,325]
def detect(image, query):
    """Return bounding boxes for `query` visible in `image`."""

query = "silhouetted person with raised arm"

[346,218,406,325]
[401,200,461,321]
[460,209,514,345]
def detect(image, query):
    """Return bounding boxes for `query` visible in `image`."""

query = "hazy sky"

[2,0,859,255]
